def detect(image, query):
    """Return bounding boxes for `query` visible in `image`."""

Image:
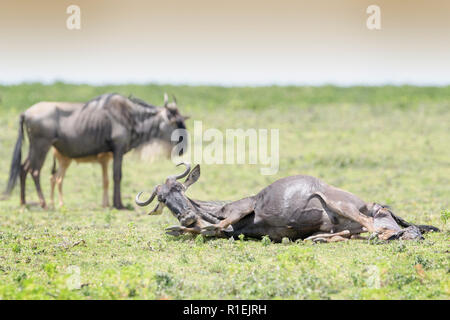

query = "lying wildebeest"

[3,93,188,209]
[136,163,439,242]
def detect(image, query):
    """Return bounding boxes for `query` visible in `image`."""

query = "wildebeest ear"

[184,164,200,188]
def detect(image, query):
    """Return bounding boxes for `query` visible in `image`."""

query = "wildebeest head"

[130,93,189,158]
[135,162,200,226]
[158,93,189,156]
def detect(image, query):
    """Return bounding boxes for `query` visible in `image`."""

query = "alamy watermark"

[65,4,380,31]
[66,265,81,290]
[364,265,381,288]
[170,121,279,175]
[366,5,381,30]
[66,5,81,30]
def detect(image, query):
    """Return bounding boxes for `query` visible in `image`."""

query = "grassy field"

[0,83,449,299]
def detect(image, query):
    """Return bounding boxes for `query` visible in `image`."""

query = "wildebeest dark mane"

[128,95,158,110]
[81,93,114,109]
[82,93,158,113]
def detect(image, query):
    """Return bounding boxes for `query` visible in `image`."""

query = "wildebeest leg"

[328,235,349,242]
[28,139,51,209]
[310,192,376,233]
[56,159,71,207]
[201,197,255,236]
[31,167,47,208]
[165,225,201,236]
[166,218,221,237]
[112,151,124,209]
[99,156,110,208]
[304,230,351,242]
[20,158,30,206]
[50,150,71,207]
[351,234,369,240]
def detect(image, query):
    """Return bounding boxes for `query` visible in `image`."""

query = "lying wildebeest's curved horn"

[172,94,177,104]
[170,162,191,180]
[135,187,158,206]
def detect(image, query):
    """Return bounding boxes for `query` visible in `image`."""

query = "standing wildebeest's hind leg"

[112,150,125,209]
[20,158,30,206]
[99,154,111,208]
[50,150,72,208]
[27,138,52,209]
[201,197,256,237]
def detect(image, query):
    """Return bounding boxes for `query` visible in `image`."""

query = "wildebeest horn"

[170,162,191,180]
[135,187,157,206]
[164,93,169,107]
[172,95,177,104]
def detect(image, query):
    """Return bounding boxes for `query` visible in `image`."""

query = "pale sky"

[0,0,449,86]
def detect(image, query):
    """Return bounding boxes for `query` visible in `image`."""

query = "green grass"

[0,83,449,299]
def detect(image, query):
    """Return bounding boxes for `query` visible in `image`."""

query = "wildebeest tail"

[415,224,440,233]
[390,211,440,233]
[3,113,25,196]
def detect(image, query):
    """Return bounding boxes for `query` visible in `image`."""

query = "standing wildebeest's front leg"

[98,153,111,208]
[112,149,125,209]
[201,197,256,237]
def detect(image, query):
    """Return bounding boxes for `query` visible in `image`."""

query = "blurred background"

[0,0,449,86]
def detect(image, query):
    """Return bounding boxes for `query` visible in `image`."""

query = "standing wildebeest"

[3,93,188,209]
[136,163,439,242]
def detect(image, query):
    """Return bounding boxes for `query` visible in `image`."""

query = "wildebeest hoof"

[201,225,221,237]
[165,225,185,236]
